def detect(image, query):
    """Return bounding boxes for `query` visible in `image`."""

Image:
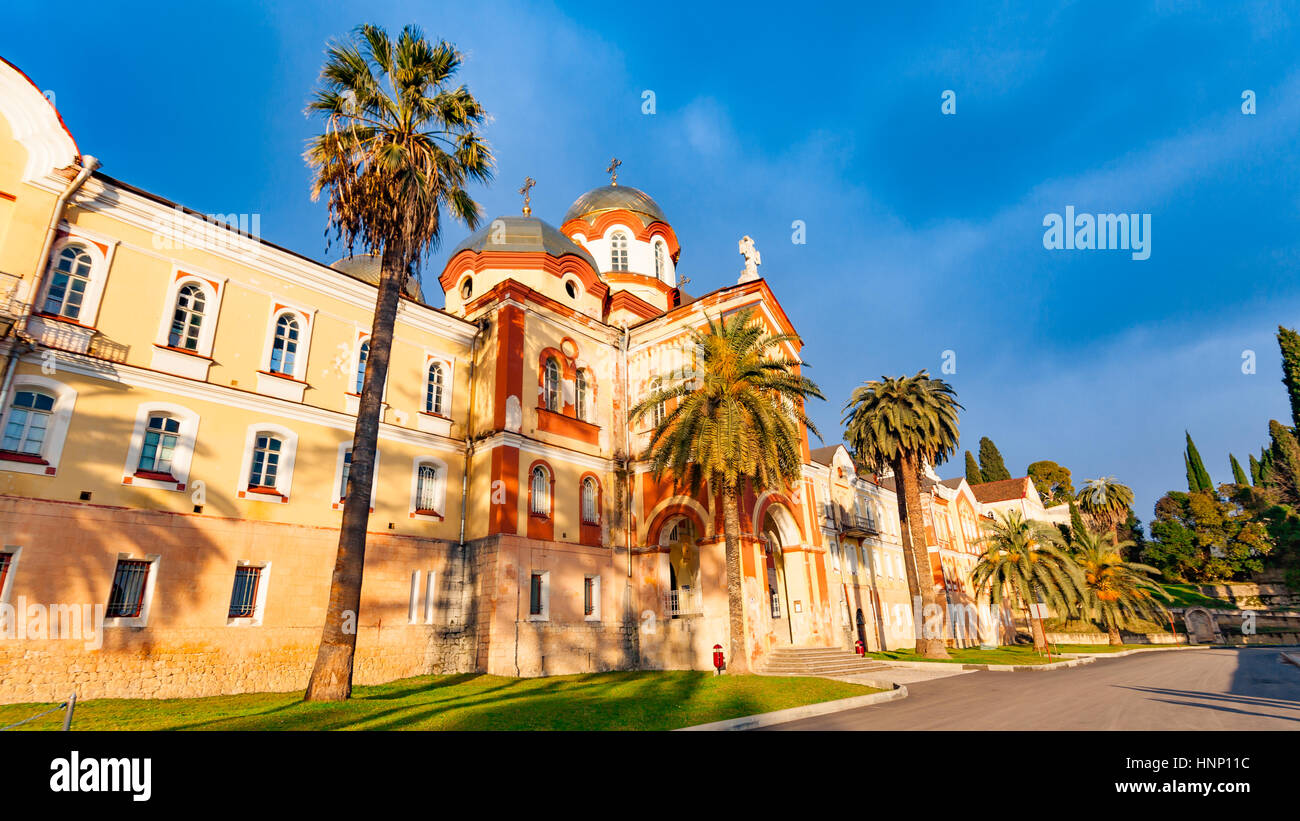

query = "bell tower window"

[610,232,628,272]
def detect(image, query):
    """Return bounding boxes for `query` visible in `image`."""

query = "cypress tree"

[1185,431,1213,493]
[1230,454,1249,486]
[1069,498,1086,541]
[1261,446,1276,486]
[978,436,1012,482]
[1185,452,1198,493]
[1249,453,1262,486]
[1269,420,1300,503]
[1278,326,1300,430]
[964,450,982,485]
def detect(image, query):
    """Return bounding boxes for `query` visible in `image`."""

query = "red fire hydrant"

[855,639,865,656]
[712,644,725,675]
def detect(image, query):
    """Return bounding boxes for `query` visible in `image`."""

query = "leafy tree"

[303,24,494,701]
[1027,460,1074,506]
[634,306,823,674]
[1278,325,1300,429]
[1185,432,1213,493]
[1268,420,1300,505]
[1230,454,1250,486]
[978,437,1012,482]
[971,510,1082,652]
[965,450,982,486]
[1143,490,1272,582]
[1072,529,1171,645]
[844,371,961,658]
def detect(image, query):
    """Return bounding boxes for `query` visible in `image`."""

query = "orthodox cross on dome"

[738,235,762,283]
[519,176,536,216]
[606,157,622,186]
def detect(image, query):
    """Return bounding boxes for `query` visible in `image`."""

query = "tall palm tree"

[303,24,493,701]
[1073,528,1171,645]
[971,510,1082,652]
[631,307,823,674]
[1075,477,1135,542]
[842,371,960,659]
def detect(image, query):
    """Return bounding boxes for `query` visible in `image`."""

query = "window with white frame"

[43,245,93,320]
[121,403,199,490]
[654,241,665,280]
[227,562,270,625]
[650,377,664,428]
[543,358,561,412]
[575,369,589,421]
[426,362,445,415]
[250,434,282,490]
[137,414,180,476]
[610,232,628,271]
[530,465,551,516]
[2,390,53,456]
[581,476,599,524]
[269,313,300,375]
[415,463,439,514]
[528,570,550,620]
[584,574,601,621]
[409,570,437,624]
[104,554,159,627]
[333,443,379,509]
[354,340,369,394]
[847,543,858,575]
[238,424,297,501]
[167,283,206,351]
[828,539,841,571]
[0,376,76,474]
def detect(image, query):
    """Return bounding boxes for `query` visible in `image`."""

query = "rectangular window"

[0,551,11,596]
[339,448,352,500]
[416,464,438,514]
[228,566,262,618]
[529,572,543,616]
[584,576,596,618]
[106,559,151,618]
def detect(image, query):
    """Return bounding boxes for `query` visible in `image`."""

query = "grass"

[0,671,882,732]
[863,646,1064,665]
[1161,584,1238,610]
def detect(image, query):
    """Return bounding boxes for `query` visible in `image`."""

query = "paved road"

[767,647,1300,730]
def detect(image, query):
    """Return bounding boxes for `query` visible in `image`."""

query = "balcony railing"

[663,587,702,618]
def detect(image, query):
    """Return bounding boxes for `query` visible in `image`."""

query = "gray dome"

[563,184,667,225]
[330,253,423,302]
[449,215,600,274]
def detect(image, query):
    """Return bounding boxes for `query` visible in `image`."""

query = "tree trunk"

[305,243,407,701]
[721,483,750,674]
[894,455,950,659]
[1030,612,1048,653]
[1107,621,1123,646]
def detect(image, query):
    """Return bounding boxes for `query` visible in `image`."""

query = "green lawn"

[1161,584,1237,610]
[0,671,881,731]
[864,646,1063,665]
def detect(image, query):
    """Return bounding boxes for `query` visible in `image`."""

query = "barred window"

[426,362,444,415]
[168,283,206,351]
[581,477,599,524]
[106,559,151,618]
[2,390,54,456]
[228,565,262,619]
[269,314,299,375]
[44,245,92,320]
[416,464,439,514]
[610,232,628,272]
[530,466,550,516]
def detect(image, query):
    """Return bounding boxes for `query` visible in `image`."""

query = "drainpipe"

[22,156,101,336]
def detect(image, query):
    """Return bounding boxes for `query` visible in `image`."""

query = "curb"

[675,683,908,731]
[870,656,1095,672]
[1282,652,1300,669]
[1057,645,1211,659]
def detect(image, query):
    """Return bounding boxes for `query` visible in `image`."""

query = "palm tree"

[630,307,823,674]
[971,510,1082,652]
[1075,477,1135,542]
[302,24,493,701]
[842,371,961,659]
[1073,528,1171,645]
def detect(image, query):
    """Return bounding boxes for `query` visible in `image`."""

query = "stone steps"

[757,646,890,677]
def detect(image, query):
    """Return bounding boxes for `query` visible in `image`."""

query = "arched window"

[460,277,473,300]
[530,465,551,516]
[339,448,353,500]
[426,362,444,415]
[575,369,589,422]
[248,433,283,490]
[581,476,599,524]
[354,340,370,394]
[269,314,299,375]
[43,245,93,320]
[137,414,181,475]
[650,377,665,428]
[654,241,665,280]
[543,358,561,412]
[416,463,439,514]
[168,283,206,351]
[610,232,628,272]
[2,390,55,455]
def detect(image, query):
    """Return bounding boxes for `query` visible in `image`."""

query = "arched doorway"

[760,507,798,645]
[661,516,700,617]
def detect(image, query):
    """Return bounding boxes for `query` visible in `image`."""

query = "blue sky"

[4,0,1298,525]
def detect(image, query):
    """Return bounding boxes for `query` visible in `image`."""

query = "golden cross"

[607,157,622,186]
[519,177,536,216]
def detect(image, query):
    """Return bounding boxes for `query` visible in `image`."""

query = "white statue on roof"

[738,235,761,283]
